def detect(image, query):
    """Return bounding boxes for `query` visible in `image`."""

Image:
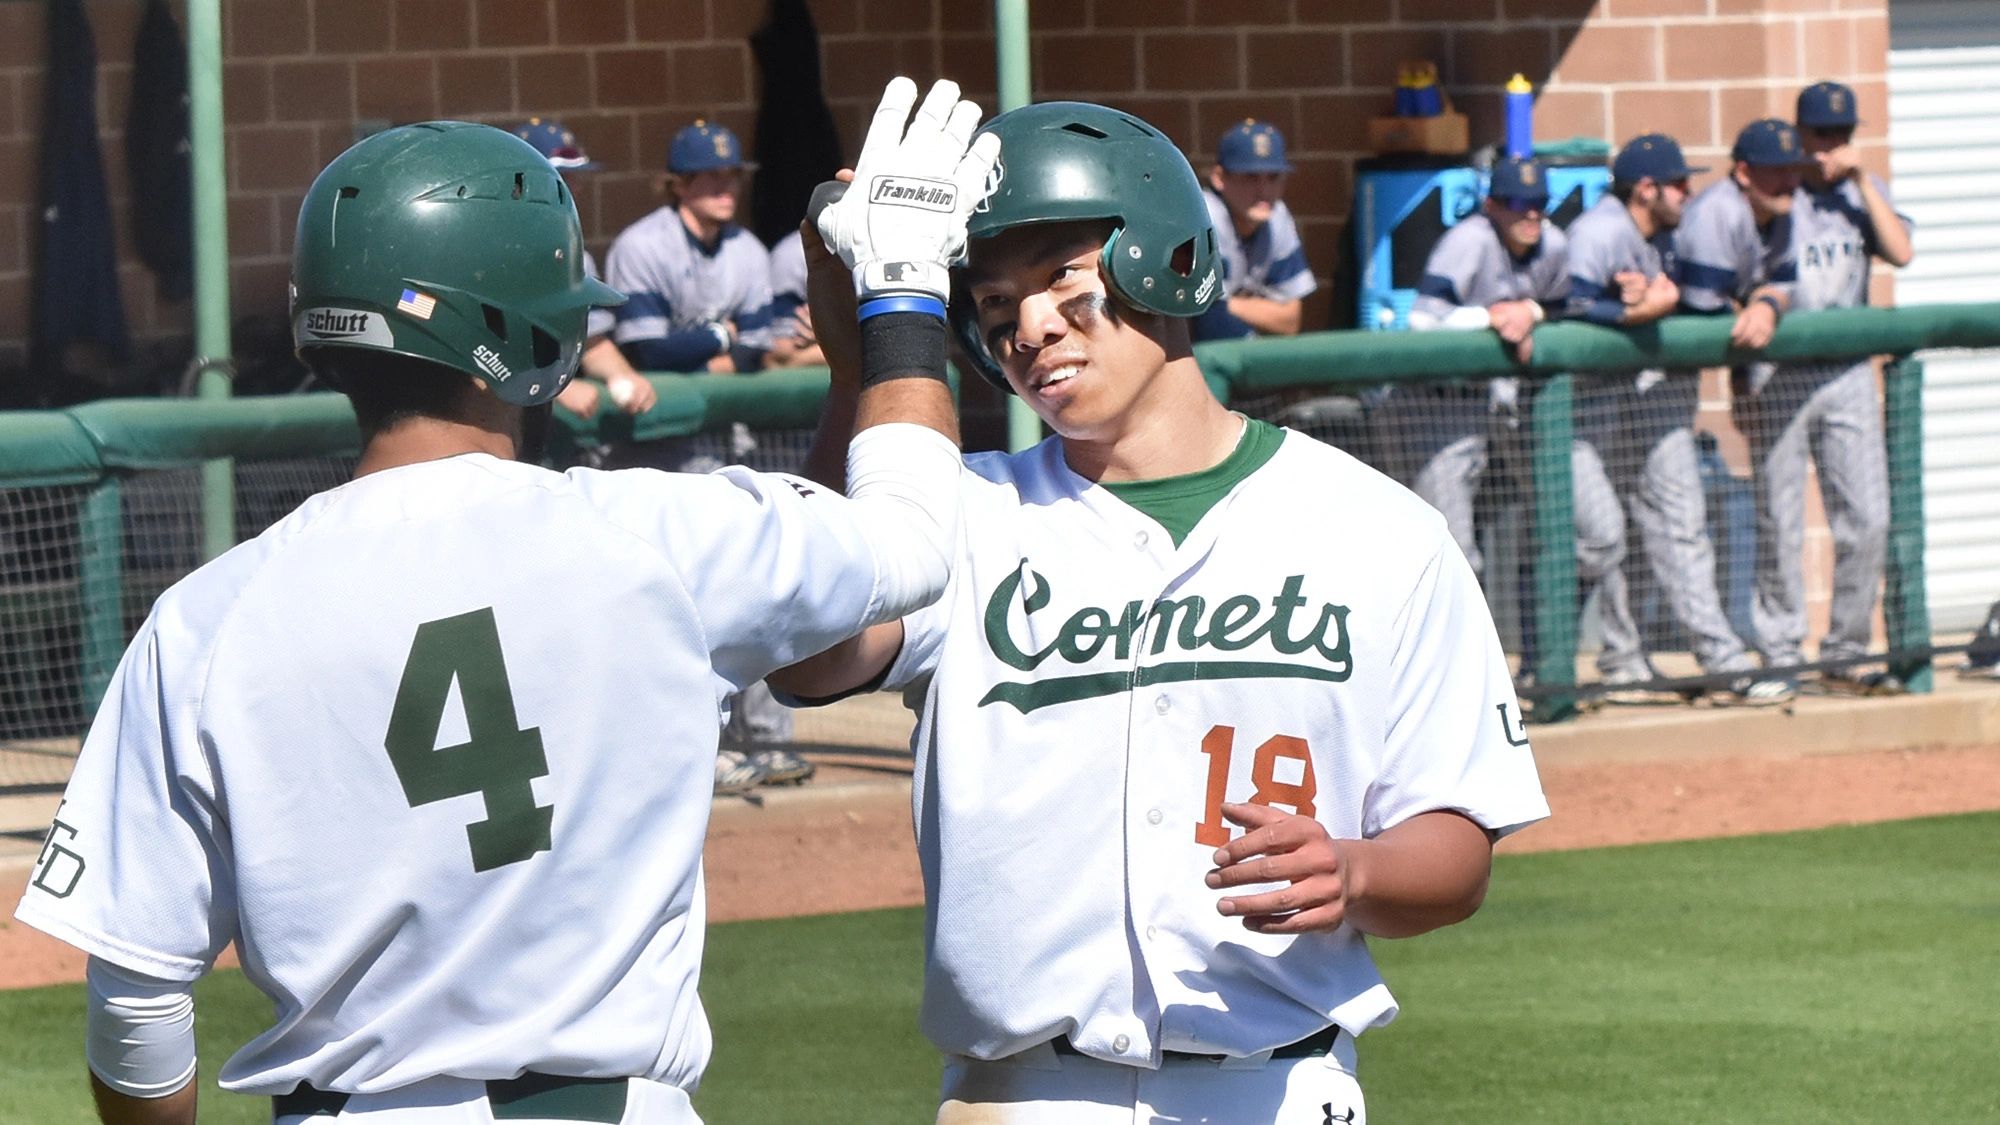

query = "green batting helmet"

[949,101,1219,391]
[291,121,623,407]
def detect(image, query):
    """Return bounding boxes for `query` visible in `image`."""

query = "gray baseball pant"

[1736,359,1889,666]
[1597,372,1754,675]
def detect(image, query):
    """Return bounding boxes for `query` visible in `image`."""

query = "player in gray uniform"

[606,121,777,374]
[1669,118,1807,703]
[1560,134,1704,704]
[1378,157,1568,582]
[1192,120,1317,341]
[1741,81,1913,694]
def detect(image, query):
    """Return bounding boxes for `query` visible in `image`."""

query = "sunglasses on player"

[1494,194,1547,214]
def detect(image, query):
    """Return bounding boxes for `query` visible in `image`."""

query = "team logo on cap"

[1830,90,1848,112]
[1519,163,1538,184]
[296,307,394,347]
[713,132,730,159]
[1252,132,1272,158]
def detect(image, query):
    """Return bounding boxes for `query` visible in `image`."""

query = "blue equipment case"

[1354,157,1609,332]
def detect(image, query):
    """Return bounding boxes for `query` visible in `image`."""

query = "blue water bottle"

[1505,73,1534,159]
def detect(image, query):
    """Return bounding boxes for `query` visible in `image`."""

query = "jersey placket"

[1116,497,1241,1065]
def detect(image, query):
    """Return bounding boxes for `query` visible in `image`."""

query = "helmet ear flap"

[948,269,1012,393]
[1102,224,1220,318]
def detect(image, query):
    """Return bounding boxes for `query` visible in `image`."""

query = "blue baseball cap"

[1732,118,1809,167]
[1487,156,1549,208]
[1796,81,1860,129]
[1611,133,1706,184]
[510,117,599,171]
[1216,120,1293,174]
[668,120,753,175]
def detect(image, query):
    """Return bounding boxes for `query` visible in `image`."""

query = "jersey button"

[1112,1034,1131,1054]
[1146,925,1158,941]
[1146,807,1163,826]
[1133,530,1149,549]
[1154,694,1171,715]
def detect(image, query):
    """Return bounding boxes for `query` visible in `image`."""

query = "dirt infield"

[5,744,1999,991]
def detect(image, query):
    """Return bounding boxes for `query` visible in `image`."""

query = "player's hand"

[805,170,864,385]
[707,352,736,373]
[1613,270,1647,306]
[1205,803,1352,934]
[605,369,655,414]
[817,76,1001,304]
[554,377,600,420]
[1816,142,1862,184]
[1644,272,1680,312]
[1730,300,1779,350]
[1489,300,1536,345]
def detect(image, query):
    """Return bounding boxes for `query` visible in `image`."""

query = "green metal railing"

[3,302,1996,721]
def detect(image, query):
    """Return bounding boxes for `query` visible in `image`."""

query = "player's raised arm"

[804,76,995,621]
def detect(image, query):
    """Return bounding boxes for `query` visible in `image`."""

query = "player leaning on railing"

[14,78,992,1125]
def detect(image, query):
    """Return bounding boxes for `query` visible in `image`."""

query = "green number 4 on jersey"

[385,607,552,872]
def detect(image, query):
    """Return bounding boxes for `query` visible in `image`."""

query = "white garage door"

[1889,0,2000,631]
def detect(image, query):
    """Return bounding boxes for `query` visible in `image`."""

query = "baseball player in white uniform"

[13,83,997,1125]
[1737,81,1913,694]
[776,100,1548,1124]
[1193,120,1318,342]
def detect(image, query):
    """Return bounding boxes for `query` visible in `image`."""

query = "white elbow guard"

[844,423,963,622]
[86,956,197,1099]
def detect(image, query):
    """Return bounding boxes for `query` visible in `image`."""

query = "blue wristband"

[859,295,947,322]
[1755,293,1783,317]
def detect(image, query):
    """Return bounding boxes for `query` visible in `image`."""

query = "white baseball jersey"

[16,439,950,1098]
[882,425,1548,1064]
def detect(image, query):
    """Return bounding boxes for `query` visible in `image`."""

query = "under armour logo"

[1322,1104,1356,1124]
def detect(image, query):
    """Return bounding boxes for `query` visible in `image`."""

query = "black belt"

[273,1072,629,1123]
[1051,1025,1341,1063]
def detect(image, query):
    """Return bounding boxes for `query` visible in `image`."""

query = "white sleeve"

[13,612,235,982]
[86,956,197,1098]
[1370,531,1549,840]
[580,423,959,691]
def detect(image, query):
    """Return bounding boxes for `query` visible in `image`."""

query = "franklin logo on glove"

[871,176,958,211]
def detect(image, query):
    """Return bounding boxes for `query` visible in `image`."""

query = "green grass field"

[4,813,1997,1123]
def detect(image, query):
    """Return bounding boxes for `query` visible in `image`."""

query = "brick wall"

[0,0,1892,368]
[0,0,1894,647]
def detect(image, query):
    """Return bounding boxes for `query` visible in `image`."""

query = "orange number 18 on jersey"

[1194,724,1319,847]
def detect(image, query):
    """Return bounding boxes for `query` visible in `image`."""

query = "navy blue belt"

[273,1072,629,1122]
[1052,1025,1341,1063]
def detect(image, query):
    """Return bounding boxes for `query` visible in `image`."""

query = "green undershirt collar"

[1099,417,1283,546]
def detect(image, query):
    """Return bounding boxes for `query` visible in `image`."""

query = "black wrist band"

[860,311,949,387]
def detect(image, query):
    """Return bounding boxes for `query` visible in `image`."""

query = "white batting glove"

[816,77,1001,312]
